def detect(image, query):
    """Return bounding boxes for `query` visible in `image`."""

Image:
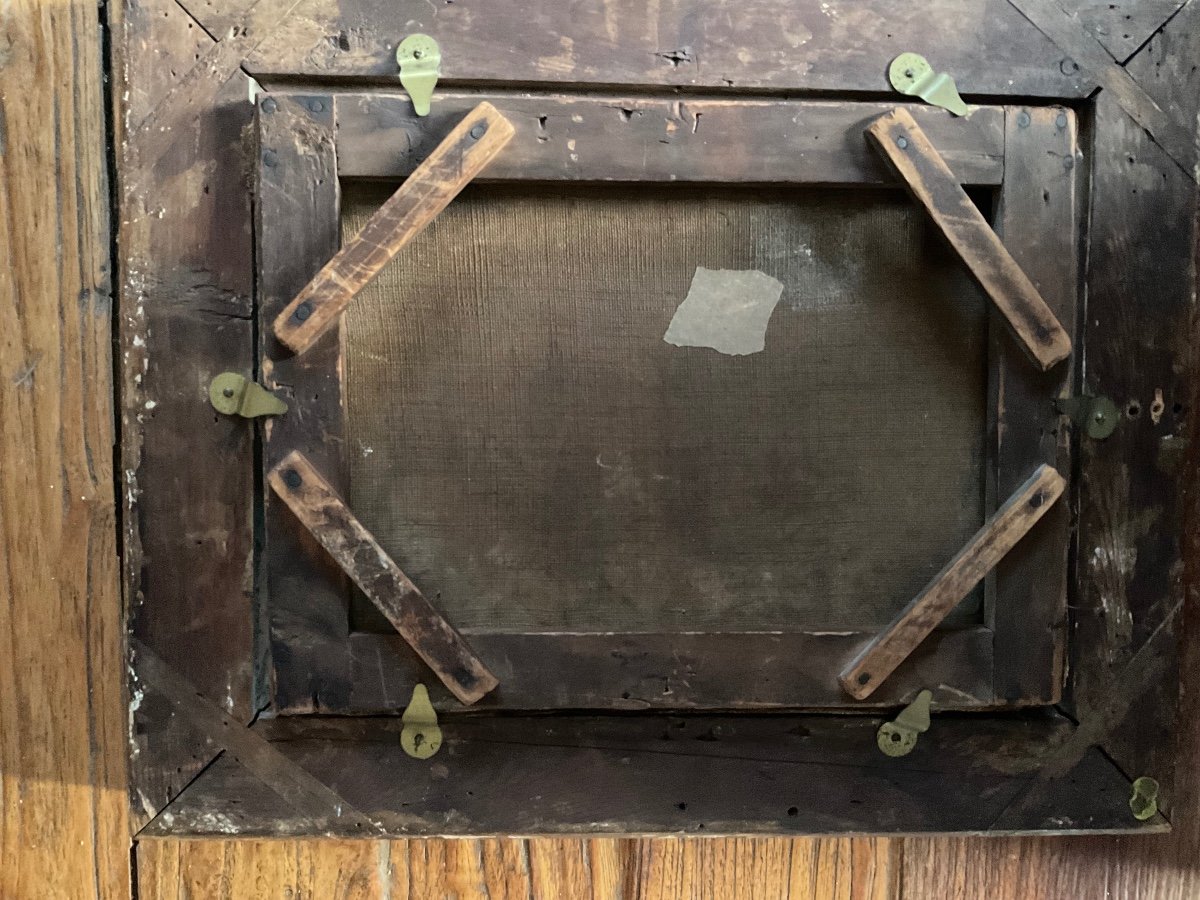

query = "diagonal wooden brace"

[273,101,515,355]
[866,107,1072,371]
[268,450,499,705]
[134,640,379,832]
[839,463,1065,699]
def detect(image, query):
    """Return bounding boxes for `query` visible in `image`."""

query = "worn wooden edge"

[990,104,1078,705]
[264,92,1018,717]
[273,100,515,355]
[256,92,355,714]
[334,93,1007,185]
[1008,0,1198,180]
[110,0,1190,854]
[332,629,997,713]
[866,107,1071,371]
[114,0,260,829]
[267,450,499,705]
[130,0,305,172]
[1064,89,1197,818]
[0,0,133,888]
[133,641,379,834]
[228,0,1094,98]
[840,465,1065,699]
[136,709,1160,838]
[1078,0,1193,64]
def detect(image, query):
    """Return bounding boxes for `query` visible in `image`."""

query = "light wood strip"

[0,0,131,894]
[273,101,515,355]
[138,836,899,898]
[866,107,1072,371]
[840,464,1065,699]
[267,450,499,704]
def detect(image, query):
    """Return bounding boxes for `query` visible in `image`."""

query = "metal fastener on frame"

[887,53,968,117]
[877,689,932,757]
[208,372,287,418]
[1055,394,1119,440]
[1129,776,1160,821]
[401,684,443,759]
[397,34,441,117]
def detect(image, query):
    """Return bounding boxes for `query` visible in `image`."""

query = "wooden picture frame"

[257,94,1077,716]
[116,0,1197,841]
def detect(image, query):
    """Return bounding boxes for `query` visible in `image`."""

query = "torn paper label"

[663,267,784,356]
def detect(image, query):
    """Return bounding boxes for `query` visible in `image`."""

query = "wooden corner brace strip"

[866,107,1072,371]
[268,450,499,704]
[272,101,516,355]
[839,463,1066,700]
[133,640,378,832]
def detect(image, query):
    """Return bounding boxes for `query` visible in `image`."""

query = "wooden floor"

[3,0,1199,896]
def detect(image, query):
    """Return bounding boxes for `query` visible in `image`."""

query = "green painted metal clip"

[877,689,932,757]
[208,372,286,418]
[888,53,968,117]
[1055,394,1118,439]
[397,34,440,117]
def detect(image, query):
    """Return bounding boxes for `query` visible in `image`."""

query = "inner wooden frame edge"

[259,91,1072,715]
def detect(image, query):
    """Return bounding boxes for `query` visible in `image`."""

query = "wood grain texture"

[274,102,515,355]
[138,709,1148,837]
[1123,0,1200,140]
[840,465,1065,699]
[256,92,358,717]
[899,34,1200,900]
[1065,91,1197,810]
[0,0,130,895]
[113,0,262,824]
[335,94,1007,185]
[343,629,995,713]
[1075,0,1190,62]
[132,84,1200,900]
[135,642,375,833]
[1100,0,1200,805]
[83,0,1196,895]
[904,586,1198,896]
[989,105,1078,704]
[130,0,304,172]
[269,450,498,705]
[139,835,897,899]
[866,108,1071,371]
[255,93,358,717]
[1009,0,1198,178]
[233,0,1092,98]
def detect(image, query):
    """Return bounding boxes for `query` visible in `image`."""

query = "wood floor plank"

[0,0,130,896]
[136,837,898,898]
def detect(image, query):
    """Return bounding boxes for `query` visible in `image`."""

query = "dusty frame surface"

[259,95,1075,716]
[114,0,1198,839]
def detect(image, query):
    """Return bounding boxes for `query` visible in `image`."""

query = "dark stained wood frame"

[116,0,1197,841]
[258,94,1074,717]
